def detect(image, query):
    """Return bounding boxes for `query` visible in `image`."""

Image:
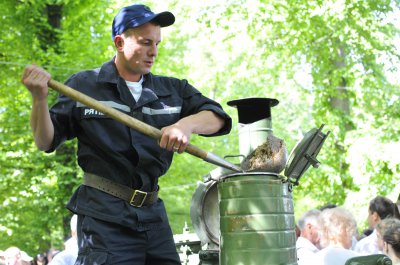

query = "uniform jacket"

[47,58,232,230]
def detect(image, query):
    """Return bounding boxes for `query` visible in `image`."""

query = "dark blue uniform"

[46,58,232,264]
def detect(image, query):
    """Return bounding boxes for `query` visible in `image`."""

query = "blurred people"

[376,217,400,252]
[33,253,47,265]
[355,195,400,255]
[296,209,321,265]
[382,225,400,265]
[3,247,32,265]
[20,252,33,265]
[48,215,78,265]
[63,215,78,252]
[315,207,359,265]
[45,249,58,264]
[1,250,5,265]
[3,247,22,265]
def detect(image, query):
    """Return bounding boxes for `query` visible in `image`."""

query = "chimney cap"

[227,97,279,124]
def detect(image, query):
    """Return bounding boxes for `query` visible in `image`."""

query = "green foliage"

[0,0,115,255]
[0,0,399,255]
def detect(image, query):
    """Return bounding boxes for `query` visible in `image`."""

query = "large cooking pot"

[219,172,296,265]
[190,125,329,265]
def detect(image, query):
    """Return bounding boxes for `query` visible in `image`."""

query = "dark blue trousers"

[75,215,181,265]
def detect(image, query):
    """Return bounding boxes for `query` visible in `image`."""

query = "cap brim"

[152,11,175,27]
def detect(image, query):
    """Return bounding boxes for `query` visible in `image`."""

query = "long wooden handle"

[47,79,211,162]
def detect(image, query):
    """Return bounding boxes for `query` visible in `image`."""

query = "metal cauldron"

[219,172,296,265]
[190,98,330,265]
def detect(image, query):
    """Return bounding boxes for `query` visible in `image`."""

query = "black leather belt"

[83,173,158,207]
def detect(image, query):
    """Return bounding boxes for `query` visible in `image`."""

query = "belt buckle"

[130,190,148,207]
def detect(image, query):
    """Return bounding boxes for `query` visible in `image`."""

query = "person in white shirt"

[296,209,321,265]
[315,207,359,265]
[354,196,400,255]
[49,215,78,265]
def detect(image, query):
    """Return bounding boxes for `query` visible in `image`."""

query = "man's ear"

[372,211,381,223]
[114,35,124,51]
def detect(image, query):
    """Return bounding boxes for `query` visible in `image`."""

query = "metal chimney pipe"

[227,98,279,161]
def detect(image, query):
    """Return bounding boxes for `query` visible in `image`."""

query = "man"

[22,4,231,265]
[296,209,321,265]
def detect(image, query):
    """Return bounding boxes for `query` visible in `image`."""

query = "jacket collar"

[97,57,171,97]
[97,57,119,84]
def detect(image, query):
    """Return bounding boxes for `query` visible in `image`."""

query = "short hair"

[369,196,399,220]
[298,209,321,230]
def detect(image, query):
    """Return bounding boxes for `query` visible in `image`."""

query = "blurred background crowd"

[0,215,77,265]
[1,195,400,265]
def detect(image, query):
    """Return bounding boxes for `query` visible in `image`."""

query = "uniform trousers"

[74,215,181,265]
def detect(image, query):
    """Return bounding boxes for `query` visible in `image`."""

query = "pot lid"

[284,124,330,185]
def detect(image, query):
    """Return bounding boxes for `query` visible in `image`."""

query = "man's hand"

[159,110,225,154]
[159,122,191,154]
[21,65,51,100]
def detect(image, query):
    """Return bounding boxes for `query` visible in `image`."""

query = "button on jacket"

[47,58,232,230]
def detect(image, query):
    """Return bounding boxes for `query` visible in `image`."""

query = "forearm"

[159,110,225,152]
[30,98,54,151]
[180,110,224,135]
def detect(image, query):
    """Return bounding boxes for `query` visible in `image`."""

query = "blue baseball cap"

[112,4,175,40]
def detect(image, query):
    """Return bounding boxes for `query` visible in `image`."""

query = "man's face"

[368,210,379,229]
[309,223,321,247]
[118,22,161,77]
[303,222,320,248]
